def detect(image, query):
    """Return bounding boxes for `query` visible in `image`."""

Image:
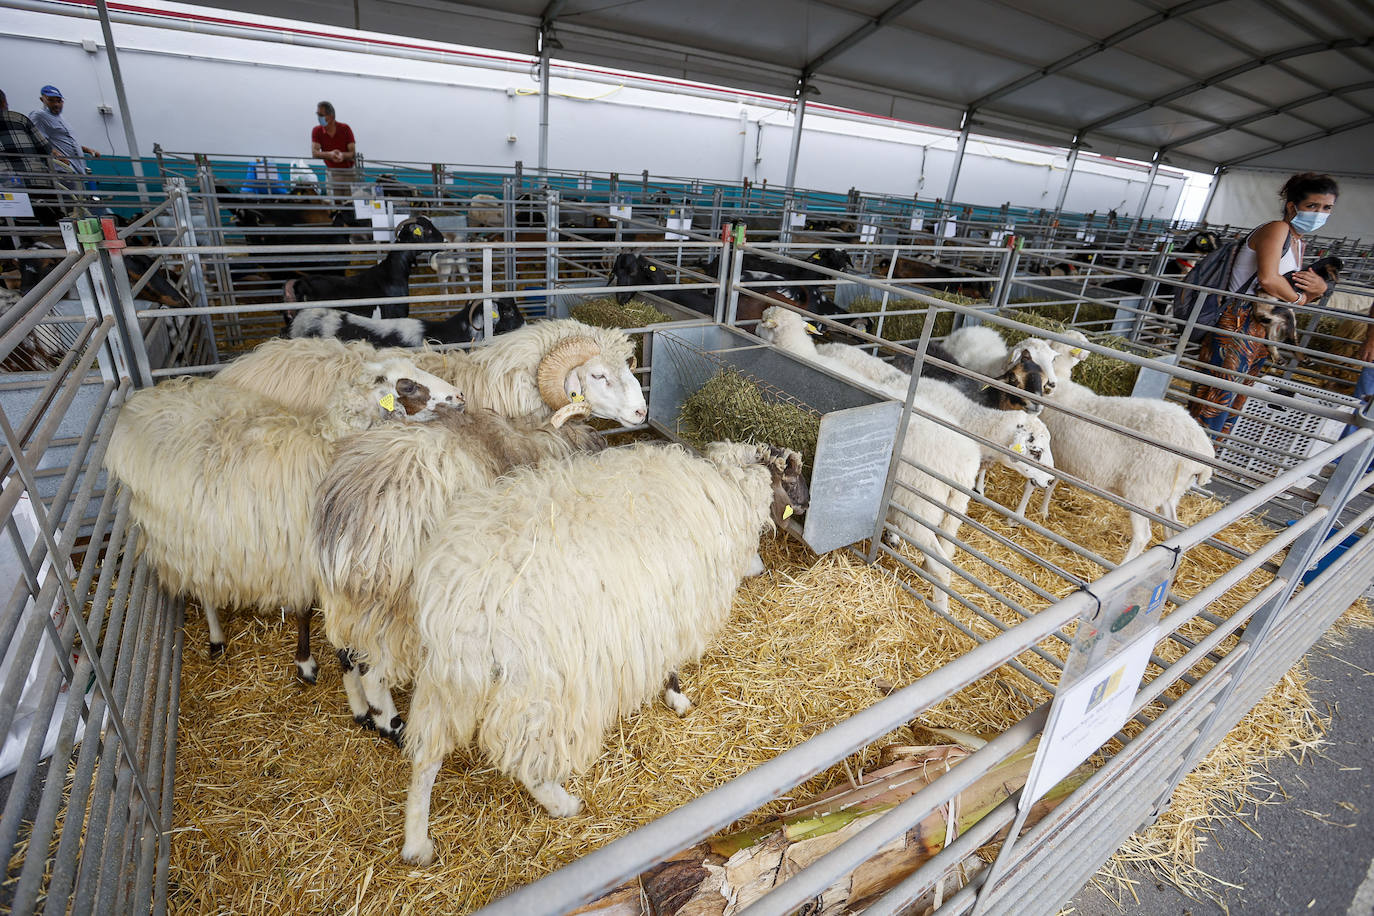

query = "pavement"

[1066,618,1374,916]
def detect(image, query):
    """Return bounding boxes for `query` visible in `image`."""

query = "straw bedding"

[166,460,1368,914]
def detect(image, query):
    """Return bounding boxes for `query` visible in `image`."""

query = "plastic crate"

[1215,378,1359,487]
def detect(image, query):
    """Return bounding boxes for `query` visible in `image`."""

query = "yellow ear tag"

[805,323,820,335]
[648,265,657,272]
[1071,347,1084,357]
[379,392,396,412]
[410,225,423,238]
[782,504,794,520]
[571,393,585,403]
[1012,442,1024,454]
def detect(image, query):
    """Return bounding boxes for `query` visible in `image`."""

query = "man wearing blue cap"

[29,86,100,177]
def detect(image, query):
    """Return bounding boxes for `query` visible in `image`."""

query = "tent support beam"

[944,115,971,204]
[1053,143,1079,217]
[783,87,807,191]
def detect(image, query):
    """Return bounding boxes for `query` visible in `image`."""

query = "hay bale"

[678,369,819,471]
[570,297,672,329]
[1008,298,1116,328]
[993,310,1142,397]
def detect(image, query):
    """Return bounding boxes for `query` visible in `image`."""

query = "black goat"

[283,216,445,321]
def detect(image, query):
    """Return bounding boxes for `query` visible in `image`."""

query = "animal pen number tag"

[1021,549,1177,804]
[910,212,925,232]
[790,211,807,228]
[0,192,34,218]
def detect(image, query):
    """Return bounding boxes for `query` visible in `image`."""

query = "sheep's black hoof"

[381,716,406,747]
[355,713,377,731]
[208,641,226,659]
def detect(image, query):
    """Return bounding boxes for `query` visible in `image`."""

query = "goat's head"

[1286,256,1343,288]
[806,248,853,273]
[609,251,655,305]
[1252,300,1298,355]
[1010,338,1059,396]
[1182,231,1220,255]
[394,216,445,247]
[366,358,464,420]
[124,253,192,309]
[536,335,647,426]
[990,351,1047,415]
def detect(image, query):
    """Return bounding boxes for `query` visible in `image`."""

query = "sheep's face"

[367,359,463,418]
[764,445,810,526]
[999,420,1054,488]
[563,355,647,426]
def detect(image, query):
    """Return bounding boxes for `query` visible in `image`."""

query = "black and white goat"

[283,216,445,321]
[289,298,525,347]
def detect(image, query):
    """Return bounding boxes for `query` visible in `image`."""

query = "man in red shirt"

[311,101,356,199]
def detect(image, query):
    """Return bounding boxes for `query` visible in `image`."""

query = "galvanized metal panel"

[647,324,900,555]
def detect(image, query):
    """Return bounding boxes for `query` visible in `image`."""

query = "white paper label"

[370,209,410,242]
[1075,228,1086,240]
[942,219,957,238]
[790,211,807,228]
[859,224,878,243]
[610,205,632,221]
[0,192,34,218]
[1023,627,1158,800]
[353,198,386,219]
[910,214,925,232]
[665,217,692,241]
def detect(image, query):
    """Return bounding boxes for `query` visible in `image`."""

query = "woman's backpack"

[1170,230,1290,341]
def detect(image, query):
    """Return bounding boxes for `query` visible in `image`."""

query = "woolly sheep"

[314,401,606,742]
[1033,336,1215,561]
[104,368,458,681]
[757,307,982,610]
[216,319,647,427]
[399,441,809,864]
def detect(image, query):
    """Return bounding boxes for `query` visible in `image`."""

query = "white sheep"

[399,440,808,864]
[757,307,984,610]
[813,336,1054,493]
[215,319,647,427]
[1031,333,1215,561]
[104,366,460,681]
[314,401,605,742]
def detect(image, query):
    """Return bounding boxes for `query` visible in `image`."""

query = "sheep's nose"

[633,407,647,422]
[396,378,419,396]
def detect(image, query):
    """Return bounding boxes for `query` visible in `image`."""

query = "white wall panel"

[1208,169,1373,238]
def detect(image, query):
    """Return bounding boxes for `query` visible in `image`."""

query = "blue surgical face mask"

[317,115,329,126]
[1290,209,1328,234]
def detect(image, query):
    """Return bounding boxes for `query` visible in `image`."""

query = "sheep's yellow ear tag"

[379,392,396,412]
[1012,442,1024,454]
[409,224,424,239]
[1071,347,1084,357]
[782,504,794,520]
[805,323,820,335]
[571,392,585,403]
[647,265,657,272]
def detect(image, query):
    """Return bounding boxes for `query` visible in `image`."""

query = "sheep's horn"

[549,402,592,428]
[536,336,603,409]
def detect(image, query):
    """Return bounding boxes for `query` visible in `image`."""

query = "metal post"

[1198,167,1224,224]
[545,187,559,310]
[537,29,552,175]
[61,220,122,384]
[167,178,217,366]
[944,115,972,205]
[713,224,734,324]
[783,89,807,192]
[1129,153,1163,236]
[501,176,516,299]
[95,0,148,201]
[1053,144,1079,219]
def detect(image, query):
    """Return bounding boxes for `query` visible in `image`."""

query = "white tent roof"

[205,0,1374,176]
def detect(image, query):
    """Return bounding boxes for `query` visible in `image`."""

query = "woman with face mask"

[1188,172,1339,434]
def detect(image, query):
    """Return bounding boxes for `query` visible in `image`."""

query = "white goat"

[104,366,459,680]
[943,325,1061,394]
[216,320,647,427]
[399,441,808,865]
[1032,333,1215,561]
[314,402,605,742]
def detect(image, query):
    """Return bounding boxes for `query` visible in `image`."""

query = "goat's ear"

[627,355,638,371]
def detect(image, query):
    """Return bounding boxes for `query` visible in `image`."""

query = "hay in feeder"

[569,297,672,330]
[994,310,1143,397]
[677,369,820,471]
[850,289,975,343]
[1008,298,1117,328]
[165,454,1369,915]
